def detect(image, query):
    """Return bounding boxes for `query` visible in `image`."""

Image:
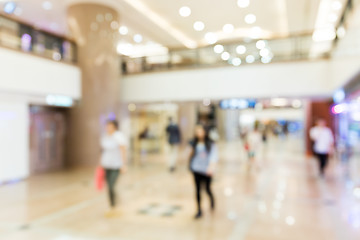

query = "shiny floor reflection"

[0,137,359,240]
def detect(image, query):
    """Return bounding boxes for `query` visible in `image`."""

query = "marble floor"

[1,137,360,240]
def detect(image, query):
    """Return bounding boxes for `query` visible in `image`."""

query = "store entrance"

[29,106,68,174]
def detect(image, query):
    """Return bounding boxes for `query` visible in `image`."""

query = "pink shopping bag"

[95,166,105,191]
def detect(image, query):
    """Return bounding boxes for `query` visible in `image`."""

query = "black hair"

[191,125,213,153]
[107,119,119,130]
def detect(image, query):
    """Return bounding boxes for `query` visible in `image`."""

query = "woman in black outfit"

[189,125,219,219]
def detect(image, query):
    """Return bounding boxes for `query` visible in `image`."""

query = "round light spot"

[223,24,234,33]
[193,21,205,31]
[245,14,256,24]
[237,0,250,8]
[221,52,230,61]
[119,26,128,35]
[246,55,255,63]
[205,32,218,44]
[260,48,270,57]
[232,58,242,66]
[213,44,224,54]
[256,40,266,49]
[236,45,247,54]
[285,216,296,226]
[42,1,52,10]
[133,34,143,43]
[179,6,191,17]
[128,103,136,112]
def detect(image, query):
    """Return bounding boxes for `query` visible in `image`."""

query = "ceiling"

[0,0,348,49]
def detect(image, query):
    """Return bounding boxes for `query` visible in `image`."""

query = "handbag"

[95,166,105,191]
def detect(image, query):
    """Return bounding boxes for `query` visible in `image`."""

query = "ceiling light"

[232,58,241,66]
[117,43,133,55]
[221,52,230,61]
[214,44,224,54]
[245,14,256,24]
[205,32,218,44]
[123,0,197,49]
[260,48,270,57]
[111,21,119,30]
[237,0,250,8]
[285,216,296,226]
[193,21,205,31]
[328,13,338,23]
[236,45,247,54]
[261,56,272,64]
[14,7,23,16]
[42,1,52,10]
[133,34,143,43]
[256,40,266,49]
[332,1,342,11]
[250,26,262,39]
[119,26,128,35]
[223,24,234,33]
[3,2,16,14]
[179,6,191,17]
[246,55,255,63]
[312,27,336,42]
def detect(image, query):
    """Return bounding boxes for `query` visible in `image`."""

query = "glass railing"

[0,14,77,64]
[121,1,355,75]
[121,33,334,75]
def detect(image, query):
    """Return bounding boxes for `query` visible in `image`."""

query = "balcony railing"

[0,14,77,64]
[121,33,333,75]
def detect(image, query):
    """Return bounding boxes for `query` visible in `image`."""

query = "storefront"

[332,71,360,182]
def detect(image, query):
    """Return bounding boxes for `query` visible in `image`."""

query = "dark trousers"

[315,153,329,175]
[105,169,120,207]
[193,172,215,213]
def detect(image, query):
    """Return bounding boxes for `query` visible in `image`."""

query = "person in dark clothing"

[189,125,218,219]
[166,117,181,172]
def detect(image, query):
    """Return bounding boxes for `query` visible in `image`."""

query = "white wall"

[0,47,81,99]
[0,47,82,182]
[121,57,360,102]
[0,101,29,182]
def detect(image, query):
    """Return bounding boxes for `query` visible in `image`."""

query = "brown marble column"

[67,4,121,166]
[305,100,335,156]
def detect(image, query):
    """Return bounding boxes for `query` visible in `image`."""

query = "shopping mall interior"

[1,0,360,239]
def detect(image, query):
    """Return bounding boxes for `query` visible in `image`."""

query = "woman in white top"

[100,120,127,209]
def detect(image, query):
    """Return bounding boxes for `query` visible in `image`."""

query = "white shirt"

[100,131,127,169]
[310,126,334,154]
[247,131,262,151]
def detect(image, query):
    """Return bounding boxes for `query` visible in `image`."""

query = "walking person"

[189,125,218,219]
[245,126,262,162]
[100,120,128,216]
[166,117,181,172]
[310,119,334,177]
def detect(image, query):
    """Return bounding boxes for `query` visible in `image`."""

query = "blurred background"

[1,0,360,239]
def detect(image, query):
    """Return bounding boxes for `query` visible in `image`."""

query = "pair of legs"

[193,172,215,218]
[315,153,329,176]
[105,169,120,207]
[168,144,179,172]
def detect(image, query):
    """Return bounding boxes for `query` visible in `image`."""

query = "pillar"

[66,4,121,166]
